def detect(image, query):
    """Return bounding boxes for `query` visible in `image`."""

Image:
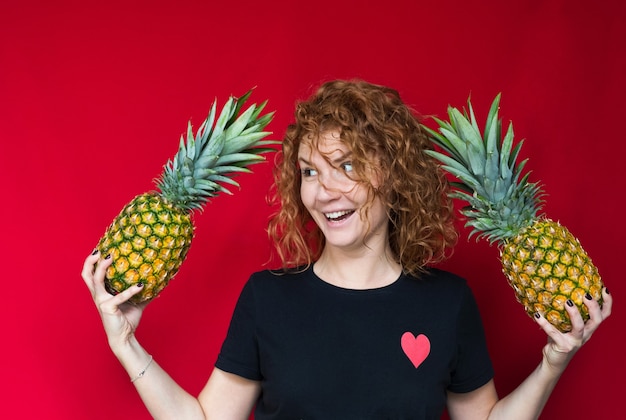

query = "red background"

[1,1,624,418]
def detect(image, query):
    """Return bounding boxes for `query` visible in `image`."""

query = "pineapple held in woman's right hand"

[424,94,604,332]
[97,90,276,303]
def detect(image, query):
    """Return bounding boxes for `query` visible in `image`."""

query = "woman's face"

[298,130,389,254]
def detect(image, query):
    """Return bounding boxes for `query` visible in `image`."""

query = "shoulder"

[233,268,322,324]
[407,267,471,292]
[401,267,478,311]
[241,267,312,298]
[420,267,467,283]
[247,267,310,285]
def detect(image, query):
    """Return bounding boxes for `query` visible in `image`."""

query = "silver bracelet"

[131,355,153,383]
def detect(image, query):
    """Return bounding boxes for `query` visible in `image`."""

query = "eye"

[340,162,353,173]
[301,167,317,178]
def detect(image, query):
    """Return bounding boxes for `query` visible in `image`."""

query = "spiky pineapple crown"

[156,90,277,212]
[423,94,545,244]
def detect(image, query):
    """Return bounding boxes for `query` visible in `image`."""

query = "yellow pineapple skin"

[500,218,603,332]
[97,192,194,303]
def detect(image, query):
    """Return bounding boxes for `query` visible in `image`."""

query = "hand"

[82,250,148,351]
[534,288,612,372]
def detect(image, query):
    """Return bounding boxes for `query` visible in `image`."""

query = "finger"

[582,292,603,323]
[600,287,612,319]
[92,253,113,296]
[101,282,146,312]
[563,299,585,335]
[533,312,564,342]
[82,249,102,291]
[563,293,604,347]
[579,290,610,341]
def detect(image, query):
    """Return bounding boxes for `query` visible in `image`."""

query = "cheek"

[350,182,373,204]
[368,168,384,189]
[299,182,314,210]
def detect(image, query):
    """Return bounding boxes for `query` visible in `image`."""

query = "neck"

[314,245,402,290]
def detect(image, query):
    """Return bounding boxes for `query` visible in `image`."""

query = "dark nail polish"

[605,288,610,295]
[534,312,541,319]
[566,299,574,307]
[585,293,592,301]
[137,282,143,288]
[105,254,111,260]
[91,249,99,255]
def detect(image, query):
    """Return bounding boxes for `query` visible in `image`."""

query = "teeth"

[325,210,352,220]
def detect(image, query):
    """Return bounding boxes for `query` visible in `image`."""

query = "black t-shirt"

[216,266,494,419]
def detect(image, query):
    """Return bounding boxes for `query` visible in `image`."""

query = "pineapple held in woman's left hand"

[423,94,604,332]
[97,90,276,303]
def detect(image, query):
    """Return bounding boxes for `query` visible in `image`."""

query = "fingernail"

[605,288,610,295]
[91,249,99,255]
[534,312,541,319]
[585,293,592,301]
[137,282,143,288]
[566,299,574,307]
[105,254,111,260]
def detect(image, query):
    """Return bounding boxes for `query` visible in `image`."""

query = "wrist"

[130,354,154,382]
[108,332,140,355]
[109,338,155,382]
[109,335,144,363]
[539,346,571,378]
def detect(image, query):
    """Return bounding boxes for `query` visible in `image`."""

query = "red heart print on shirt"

[401,332,431,368]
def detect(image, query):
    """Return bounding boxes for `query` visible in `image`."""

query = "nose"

[316,168,346,200]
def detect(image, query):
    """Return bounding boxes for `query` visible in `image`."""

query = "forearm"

[112,337,206,420]
[488,356,567,420]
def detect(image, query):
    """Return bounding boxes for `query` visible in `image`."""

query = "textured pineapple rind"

[97,192,194,303]
[500,218,603,332]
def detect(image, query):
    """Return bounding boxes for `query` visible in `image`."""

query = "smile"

[325,210,354,221]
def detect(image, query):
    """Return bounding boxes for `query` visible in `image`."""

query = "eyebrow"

[298,150,353,166]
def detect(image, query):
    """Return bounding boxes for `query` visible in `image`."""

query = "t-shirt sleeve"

[447,284,494,393]
[215,276,262,381]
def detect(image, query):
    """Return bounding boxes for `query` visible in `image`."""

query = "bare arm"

[82,251,260,420]
[447,289,612,420]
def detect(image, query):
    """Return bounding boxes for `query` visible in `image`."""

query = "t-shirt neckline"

[307,264,406,295]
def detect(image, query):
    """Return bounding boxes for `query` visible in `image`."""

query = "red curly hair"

[267,80,457,277]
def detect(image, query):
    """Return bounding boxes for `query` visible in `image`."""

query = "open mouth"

[325,210,354,222]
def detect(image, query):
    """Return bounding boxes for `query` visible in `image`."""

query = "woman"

[83,80,611,419]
